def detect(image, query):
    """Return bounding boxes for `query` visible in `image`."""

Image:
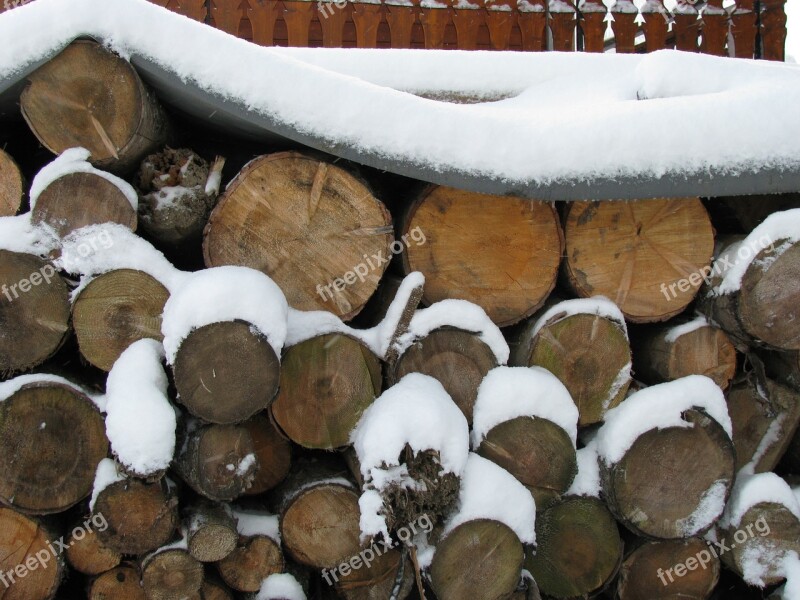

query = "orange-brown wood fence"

[0,0,788,59]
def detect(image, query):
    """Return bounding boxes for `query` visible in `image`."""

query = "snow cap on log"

[596,374,732,465]
[30,148,138,212]
[720,472,800,530]
[256,573,307,600]
[711,208,800,295]
[566,442,601,498]
[56,222,187,293]
[162,265,288,363]
[442,453,536,545]
[90,458,125,511]
[104,338,175,477]
[471,365,579,448]
[394,298,510,364]
[0,372,104,410]
[530,295,628,339]
[351,373,469,538]
[232,508,281,544]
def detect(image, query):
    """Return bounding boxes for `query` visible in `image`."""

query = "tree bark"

[0,250,70,374]
[400,185,563,326]
[600,409,736,539]
[93,478,179,555]
[0,507,64,600]
[141,547,204,600]
[270,333,381,449]
[524,496,622,598]
[615,537,720,599]
[88,565,146,600]
[0,148,24,216]
[511,305,631,427]
[31,171,137,237]
[475,416,577,511]
[726,376,800,473]
[430,519,524,600]
[186,501,238,563]
[136,147,225,249]
[175,422,258,501]
[564,199,715,322]
[20,40,169,174]
[203,151,393,319]
[72,268,170,372]
[631,320,737,390]
[0,381,108,514]
[389,327,497,425]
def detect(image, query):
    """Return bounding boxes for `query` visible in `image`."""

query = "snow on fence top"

[2,0,800,199]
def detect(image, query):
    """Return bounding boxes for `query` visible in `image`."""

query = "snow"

[394,299,510,364]
[0,372,105,411]
[232,508,281,543]
[29,147,138,211]
[286,271,425,358]
[160,266,288,364]
[675,479,728,537]
[351,373,469,539]
[720,472,800,530]
[89,458,124,511]
[740,414,786,476]
[712,210,800,295]
[777,552,800,600]
[663,314,708,343]
[104,339,175,477]
[566,442,600,497]
[595,375,732,465]
[788,0,800,63]
[471,366,579,448]
[530,296,628,339]
[0,215,57,255]
[55,223,188,295]
[2,0,800,188]
[442,453,536,544]
[256,573,307,600]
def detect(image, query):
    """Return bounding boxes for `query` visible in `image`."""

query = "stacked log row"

[6,39,800,600]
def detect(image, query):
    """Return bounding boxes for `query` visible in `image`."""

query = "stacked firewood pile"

[2,40,800,600]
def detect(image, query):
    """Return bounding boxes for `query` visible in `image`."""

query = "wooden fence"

[0,0,788,59]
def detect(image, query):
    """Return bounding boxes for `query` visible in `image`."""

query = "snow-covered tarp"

[2,0,800,199]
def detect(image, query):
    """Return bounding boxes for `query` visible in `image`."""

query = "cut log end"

[65,525,122,576]
[525,496,622,599]
[31,171,137,237]
[241,413,292,496]
[173,320,280,424]
[271,333,381,450]
[0,250,71,374]
[20,40,169,174]
[0,382,108,515]
[0,508,64,600]
[203,151,393,320]
[142,548,204,600]
[477,416,577,511]
[187,501,238,563]
[72,268,170,371]
[391,327,497,425]
[94,478,178,555]
[430,519,524,600]
[0,148,25,217]
[88,565,146,600]
[602,409,735,539]
[402,186,563,327]
[515,311,631,427]
[217,535,284,592]
[565,198,714,322]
